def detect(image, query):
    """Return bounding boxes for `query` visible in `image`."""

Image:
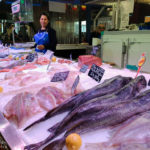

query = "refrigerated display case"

[102,30,150,73]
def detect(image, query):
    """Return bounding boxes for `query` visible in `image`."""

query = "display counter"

[0,48,150,150]
[0,55,150,149]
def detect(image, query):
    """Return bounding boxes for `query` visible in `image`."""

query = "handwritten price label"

[88,64,105,83]
[51,71,69,82]
[71,75,80,95]
[80,65,88,73]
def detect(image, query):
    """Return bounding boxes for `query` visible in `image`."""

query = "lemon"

[0,86,3,93]
[16,57,19,60]
[52,57,56,62]
[66,133,82,150]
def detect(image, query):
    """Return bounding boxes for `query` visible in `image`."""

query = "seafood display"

[29,88,150,150]
[24,76,147,149]
[84,111,150,150]
[0,60,27,70]
[24,75,132,130]
[0,51,150,150]
[4,92,42,127]
[78,55,102,68]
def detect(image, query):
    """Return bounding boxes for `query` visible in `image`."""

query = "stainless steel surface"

[116,0,120,29]
[14,42,35,48]
[85,0,125,4]
[0,112,25,150]
[56,44,88,50]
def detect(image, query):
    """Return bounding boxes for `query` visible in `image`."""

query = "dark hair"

[40,12,50,21]
[39,12,50,29]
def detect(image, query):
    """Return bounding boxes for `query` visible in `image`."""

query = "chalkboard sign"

[71,75,80,94]
[51,71,69,82]
[50,52,54,60]
[0,133,11,150]
[88,64,105,83]
[80,65,89,73]
[26,53,35,62]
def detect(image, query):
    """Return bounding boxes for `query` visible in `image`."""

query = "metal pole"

[85,0,100,4]
[93,6,106,30]
[116,0,120,29]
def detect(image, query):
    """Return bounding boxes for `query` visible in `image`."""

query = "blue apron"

[34,31,50,54]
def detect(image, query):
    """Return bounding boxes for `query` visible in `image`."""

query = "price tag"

[88,64,105,83]
[80,65,88,73]
[47,52,54,70]
[70,53,72,61]
[26,53,35,62]
[51,71,69,82]
[71,75,80,95]
[50,52,54,60]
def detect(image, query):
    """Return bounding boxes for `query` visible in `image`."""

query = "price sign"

[51,71,69,82]
[71,75,80,95]
[50,52,54,60]
[0,133,11,150]
[88,64,105,83]
[26,53,35,62]
[47,52,54,70]
[80,65,88,73]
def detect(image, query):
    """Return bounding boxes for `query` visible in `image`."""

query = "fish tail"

[24,116,46,131]
[24,142,42,150]
[48,122,60,132]
[43,138,65,150]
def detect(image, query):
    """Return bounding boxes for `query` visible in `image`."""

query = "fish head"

[135,75,147,92]
[122,76,132,85]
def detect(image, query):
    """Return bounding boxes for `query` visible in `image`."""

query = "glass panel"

[81,21,86,33]
[50,5,79,44]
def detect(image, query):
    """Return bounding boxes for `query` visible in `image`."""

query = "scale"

[11,0,33,22]
[11,0,20,14]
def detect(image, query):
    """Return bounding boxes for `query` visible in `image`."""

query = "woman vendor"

[33,12,57,54]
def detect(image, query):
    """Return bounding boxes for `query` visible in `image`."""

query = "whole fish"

[0,60,26,70]
[47,75,146,133]
[24,75,146,150]
[24,75,132,130]
[42,89,150,150]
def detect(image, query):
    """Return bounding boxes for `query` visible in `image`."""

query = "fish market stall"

[0,46,150,150]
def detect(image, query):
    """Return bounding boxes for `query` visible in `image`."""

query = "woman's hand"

[37,45,45,50]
